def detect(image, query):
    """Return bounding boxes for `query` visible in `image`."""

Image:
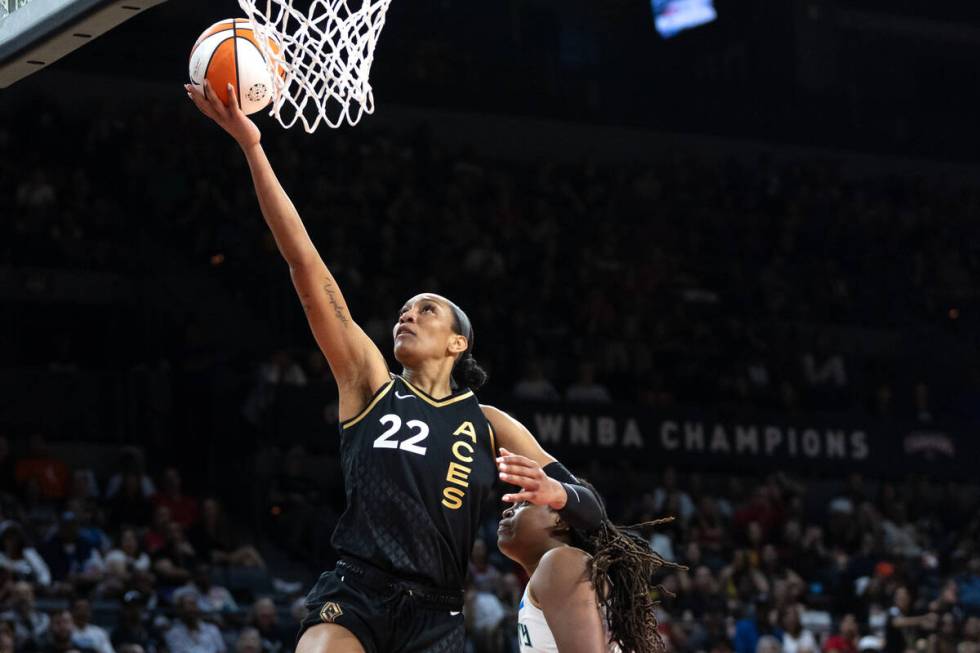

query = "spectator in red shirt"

[734,486,785,541]
[152,468,198,530]
[824,613,860,653]
[143,506,172,555]
[14,433,69,500]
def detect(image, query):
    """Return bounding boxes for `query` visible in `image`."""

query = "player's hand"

[497,447,568,510]
[185,80,261,150]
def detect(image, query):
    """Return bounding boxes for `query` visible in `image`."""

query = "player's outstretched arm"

[532,547,608,653]
[185,82,389,411]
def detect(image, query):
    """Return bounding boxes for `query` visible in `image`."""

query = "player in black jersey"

[186,83,605,653]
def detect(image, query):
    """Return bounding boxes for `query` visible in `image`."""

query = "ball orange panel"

[203,38,237,106]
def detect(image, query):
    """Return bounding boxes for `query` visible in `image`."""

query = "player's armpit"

[533,548,608,653]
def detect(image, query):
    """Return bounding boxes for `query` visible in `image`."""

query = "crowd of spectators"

[225,127,980,430]
[6,94,980,426]
[0,432,303,653]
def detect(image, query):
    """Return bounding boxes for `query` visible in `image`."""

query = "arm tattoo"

[323,280,350,327]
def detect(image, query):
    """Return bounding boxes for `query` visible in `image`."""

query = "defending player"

[496,469,680,653]
[184,80,604,653]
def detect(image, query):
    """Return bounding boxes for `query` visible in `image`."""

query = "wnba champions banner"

[505,403,971,478]
[264,386,971,478]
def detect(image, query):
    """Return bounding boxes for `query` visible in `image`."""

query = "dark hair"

[455,353,488,390]
[447,301,488,390]
[0,521,25,555]
[564,483,683,653]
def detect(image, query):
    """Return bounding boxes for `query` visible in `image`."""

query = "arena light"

[652,0,717,38]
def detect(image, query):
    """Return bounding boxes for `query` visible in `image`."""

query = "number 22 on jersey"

[372,414,429,455]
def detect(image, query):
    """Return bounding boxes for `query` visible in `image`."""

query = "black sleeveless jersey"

[330,375,497,590]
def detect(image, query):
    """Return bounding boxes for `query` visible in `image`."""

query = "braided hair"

[565,484,686,653]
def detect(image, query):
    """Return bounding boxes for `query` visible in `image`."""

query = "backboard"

[0,0,167,88]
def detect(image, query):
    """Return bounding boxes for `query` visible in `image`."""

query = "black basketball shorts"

[298,558,466,653]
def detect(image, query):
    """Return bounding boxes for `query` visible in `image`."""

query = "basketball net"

[236,0,393,132]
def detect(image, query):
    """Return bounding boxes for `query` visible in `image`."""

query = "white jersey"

[517,585,621,653]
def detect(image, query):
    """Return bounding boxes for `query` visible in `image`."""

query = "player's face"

[393,294,466,366]
[496,501,560,561]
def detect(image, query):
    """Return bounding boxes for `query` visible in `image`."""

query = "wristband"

[543,463,605,532]
[543,461,578,484]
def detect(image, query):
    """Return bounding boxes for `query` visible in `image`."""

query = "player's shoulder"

[538,545,592,574]
[530,546,593,601]
[480,403,518,426]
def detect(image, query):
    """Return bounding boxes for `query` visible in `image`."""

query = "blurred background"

[1,0,980,652]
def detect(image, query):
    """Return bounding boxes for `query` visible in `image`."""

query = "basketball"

[188,18,279,115]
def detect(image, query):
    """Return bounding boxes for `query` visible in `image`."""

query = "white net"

[236,0,394,132]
